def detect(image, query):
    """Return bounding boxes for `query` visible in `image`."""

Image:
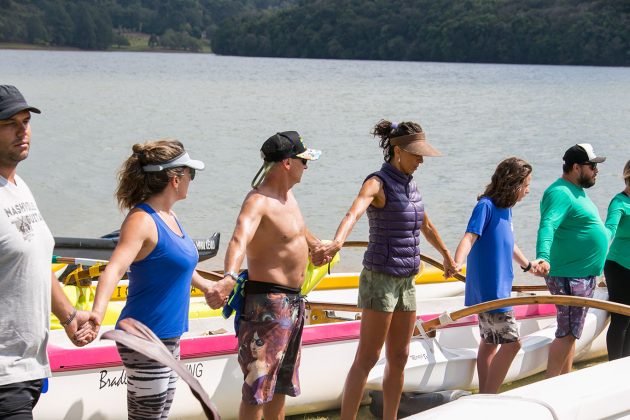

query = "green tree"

[27,15,49,44]
[42,0,75,46]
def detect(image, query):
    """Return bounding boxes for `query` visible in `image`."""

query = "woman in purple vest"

[87,140,216,419]
[315,120,456,419]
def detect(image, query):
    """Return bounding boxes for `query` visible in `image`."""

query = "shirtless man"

[205,131,323,420]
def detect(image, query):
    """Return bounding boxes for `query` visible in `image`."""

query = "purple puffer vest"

[362,162,424,277]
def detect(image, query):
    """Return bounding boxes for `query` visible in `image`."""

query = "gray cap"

[0,85,41,120]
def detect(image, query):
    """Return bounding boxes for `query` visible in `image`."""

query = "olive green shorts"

[358,268,416,312]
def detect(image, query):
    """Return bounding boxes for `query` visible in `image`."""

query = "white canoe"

[34,289,608,420]
[404,348,630,419]
[366,288,609,393]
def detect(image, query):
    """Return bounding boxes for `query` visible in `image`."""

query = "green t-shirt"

[536,178,608,277]
[605,192,630,270]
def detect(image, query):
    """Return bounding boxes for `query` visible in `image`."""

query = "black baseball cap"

[260,131,321,162]
[0,85,41,120]
[562,143,606,165]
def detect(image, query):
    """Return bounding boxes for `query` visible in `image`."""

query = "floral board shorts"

[237,281,305,405]
[545,276,596,339]
[358,268,416,312]
[478,310,519,344]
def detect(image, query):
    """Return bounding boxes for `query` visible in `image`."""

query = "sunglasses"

[254,338,264,346]
[292,157,308,165]
[177,167,195,180]
[581,163,597,170]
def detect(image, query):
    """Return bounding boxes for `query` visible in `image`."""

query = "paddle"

[102,318,220,419]
[343,240,548,292]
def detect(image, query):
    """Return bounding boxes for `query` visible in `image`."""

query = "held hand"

[310,241,328,266]
[528,263,542,277]
[531,259,550,277]
[204,278,234,309]
[442,255,458,279]
[311,241,337,267]
[86,311,102,337]
[453,260,465,274]
[66,310,97,347]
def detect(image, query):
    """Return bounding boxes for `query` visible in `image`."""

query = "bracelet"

[224,271,239,281]
[521,261,532,272]
[61,308,77,327]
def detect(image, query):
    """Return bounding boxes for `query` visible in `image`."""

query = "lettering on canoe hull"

[98,362,203,389]
[99,369,126,389]
[113,286,128,299]
[409,353,430,362]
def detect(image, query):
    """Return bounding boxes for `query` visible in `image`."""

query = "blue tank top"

[117,203,198,338]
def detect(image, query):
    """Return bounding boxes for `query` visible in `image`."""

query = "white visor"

[142,152,205,172]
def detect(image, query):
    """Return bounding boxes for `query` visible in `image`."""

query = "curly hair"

[480,157,533,208]
[116,139,186,210]
[371,119,424,162]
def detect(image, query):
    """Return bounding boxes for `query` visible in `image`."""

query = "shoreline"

[4,43,629,67]
[0,42,211,54]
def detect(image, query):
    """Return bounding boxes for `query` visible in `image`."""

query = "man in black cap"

[205,131,326,420]
[0,85,95,418]
[535,143,608,378]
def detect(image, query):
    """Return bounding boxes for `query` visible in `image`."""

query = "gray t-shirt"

[0,174,54,385]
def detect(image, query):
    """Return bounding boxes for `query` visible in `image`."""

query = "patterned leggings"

[116,337,180,420]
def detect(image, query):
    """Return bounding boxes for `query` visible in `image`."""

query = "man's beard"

[578,173,596,188]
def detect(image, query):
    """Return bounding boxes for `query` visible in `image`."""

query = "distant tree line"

[0,0,294,51]
[1,0,628,66]
[212,0,630,66]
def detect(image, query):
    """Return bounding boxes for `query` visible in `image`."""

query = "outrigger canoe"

[366,288,609,393]
[405,345,630,419]
[35,289,609,419]
[49,263,466,329]
[53,231,220,261]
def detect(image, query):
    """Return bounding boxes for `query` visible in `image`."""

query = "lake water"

[2,50,629,283]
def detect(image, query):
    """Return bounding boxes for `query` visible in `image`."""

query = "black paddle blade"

[101,319,220,420]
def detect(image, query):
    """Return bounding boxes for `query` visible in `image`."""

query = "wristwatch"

[224,271,239,281]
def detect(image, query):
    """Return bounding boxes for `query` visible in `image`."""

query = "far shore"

[0,42,211,54]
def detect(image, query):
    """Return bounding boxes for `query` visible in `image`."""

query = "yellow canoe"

[51,261,464,329]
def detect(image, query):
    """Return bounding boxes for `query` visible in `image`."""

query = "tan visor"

[390,133,442,157]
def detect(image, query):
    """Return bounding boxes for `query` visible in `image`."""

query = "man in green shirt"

[535,143,608,378]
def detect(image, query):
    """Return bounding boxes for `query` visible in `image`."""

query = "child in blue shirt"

[454,157,536,393]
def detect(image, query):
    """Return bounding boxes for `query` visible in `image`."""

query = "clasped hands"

[310,240,340,267]
[529,259,550,277]
[66,310,98,347]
